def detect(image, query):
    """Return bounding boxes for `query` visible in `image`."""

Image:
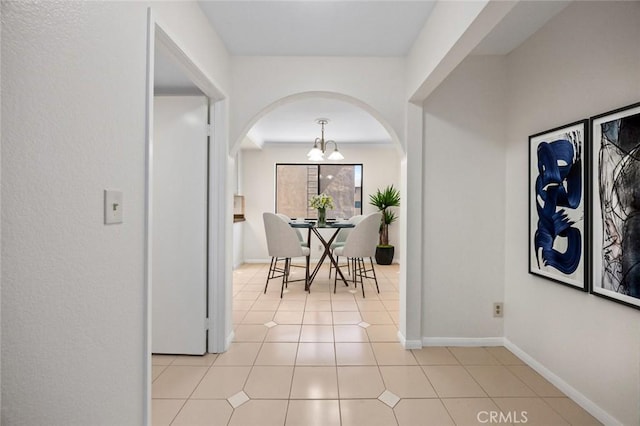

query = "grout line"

[150,363,170,383]
[332,304,343,426]
[166,398,189,426]
[438,396,459,425]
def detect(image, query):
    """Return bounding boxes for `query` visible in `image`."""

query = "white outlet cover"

[104,189,123,224]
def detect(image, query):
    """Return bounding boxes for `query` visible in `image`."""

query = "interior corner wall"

[241,144,401,263]
[406,0,486,99]
[1,1,230,424]
[152,2,231,94]
[422,55,506,340]
[504,2,640,425]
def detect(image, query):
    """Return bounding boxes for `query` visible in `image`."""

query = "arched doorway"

[229,91,408,346]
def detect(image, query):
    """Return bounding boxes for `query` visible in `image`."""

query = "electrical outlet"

[493,302,503,318]
[318,245,323,251]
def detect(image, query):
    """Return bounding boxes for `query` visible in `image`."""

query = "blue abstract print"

[534,134,583,275]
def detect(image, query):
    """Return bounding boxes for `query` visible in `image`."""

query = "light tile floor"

[152,262,601,425]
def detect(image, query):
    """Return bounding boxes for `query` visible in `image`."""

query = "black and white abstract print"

[592,103,640,308]
[596,111,640,297]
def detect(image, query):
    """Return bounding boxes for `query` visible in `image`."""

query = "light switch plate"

[104,189,123,224]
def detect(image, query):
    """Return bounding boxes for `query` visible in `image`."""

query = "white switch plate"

[104,189,123,224]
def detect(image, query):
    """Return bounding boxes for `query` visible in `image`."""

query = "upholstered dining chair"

[329,214,364,279]
[273,213,308,280]
[263,212,310,297]
[333,212,381,297]
[276,213,307,247]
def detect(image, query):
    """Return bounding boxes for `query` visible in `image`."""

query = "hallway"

[151,263,599,425]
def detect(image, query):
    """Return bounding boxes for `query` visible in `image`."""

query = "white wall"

[153,2,231,96]
[232,150,244,269]
[0,1,3,410]
[241,144,401,262]
[1,2,230,424]
[233,149,244,194]
[422,55,507,341]
[406,1,486,99]
[504,2,640,425]
[406,0,517,102]
[233,221,244,269]
[230,56,406,153]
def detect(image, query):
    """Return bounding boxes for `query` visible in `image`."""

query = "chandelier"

[307,119,344,161]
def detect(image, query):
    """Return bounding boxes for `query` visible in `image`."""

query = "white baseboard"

[417,336,618,424]
[503,339,621,426]
[422,337,504,347]
[225,331,235,351]
[397,331,422,349]
[244,258,271,264]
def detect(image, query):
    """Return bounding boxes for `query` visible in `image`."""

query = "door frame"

[144,9,230,424]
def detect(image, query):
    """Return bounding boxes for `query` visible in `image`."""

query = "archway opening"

[229,91,407,345]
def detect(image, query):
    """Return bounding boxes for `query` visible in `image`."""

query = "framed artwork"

[529,120,588,291]
[590,102,640,309]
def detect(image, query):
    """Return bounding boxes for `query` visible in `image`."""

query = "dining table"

[289,220,355,290]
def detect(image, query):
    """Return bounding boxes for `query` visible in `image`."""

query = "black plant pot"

[375,246,394,265]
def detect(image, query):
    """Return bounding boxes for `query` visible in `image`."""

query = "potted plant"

[369,185,400,265]
[309,193,334,227]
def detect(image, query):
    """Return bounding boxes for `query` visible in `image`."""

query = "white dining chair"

[273,213,309,280]
[333,212,382,297]
[329,214,364,279]
[276,213,307,247]
[263,212,311,297]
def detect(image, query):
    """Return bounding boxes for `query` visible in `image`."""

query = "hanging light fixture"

[307,118,344,161]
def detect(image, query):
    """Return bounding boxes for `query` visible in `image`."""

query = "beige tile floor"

[152,262,601,425]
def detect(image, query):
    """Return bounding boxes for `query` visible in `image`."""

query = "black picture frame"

[589,102,640,309]
[529,120,588,291]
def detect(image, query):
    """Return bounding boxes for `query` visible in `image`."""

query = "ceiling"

[246,98,391,148]
[198,1,437,57]
[154,1,569,150]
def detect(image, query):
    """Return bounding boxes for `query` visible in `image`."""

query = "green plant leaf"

[383,210,397,225]
[368,185,400,210]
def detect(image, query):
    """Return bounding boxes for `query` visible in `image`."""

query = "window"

[276,164,363,219]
